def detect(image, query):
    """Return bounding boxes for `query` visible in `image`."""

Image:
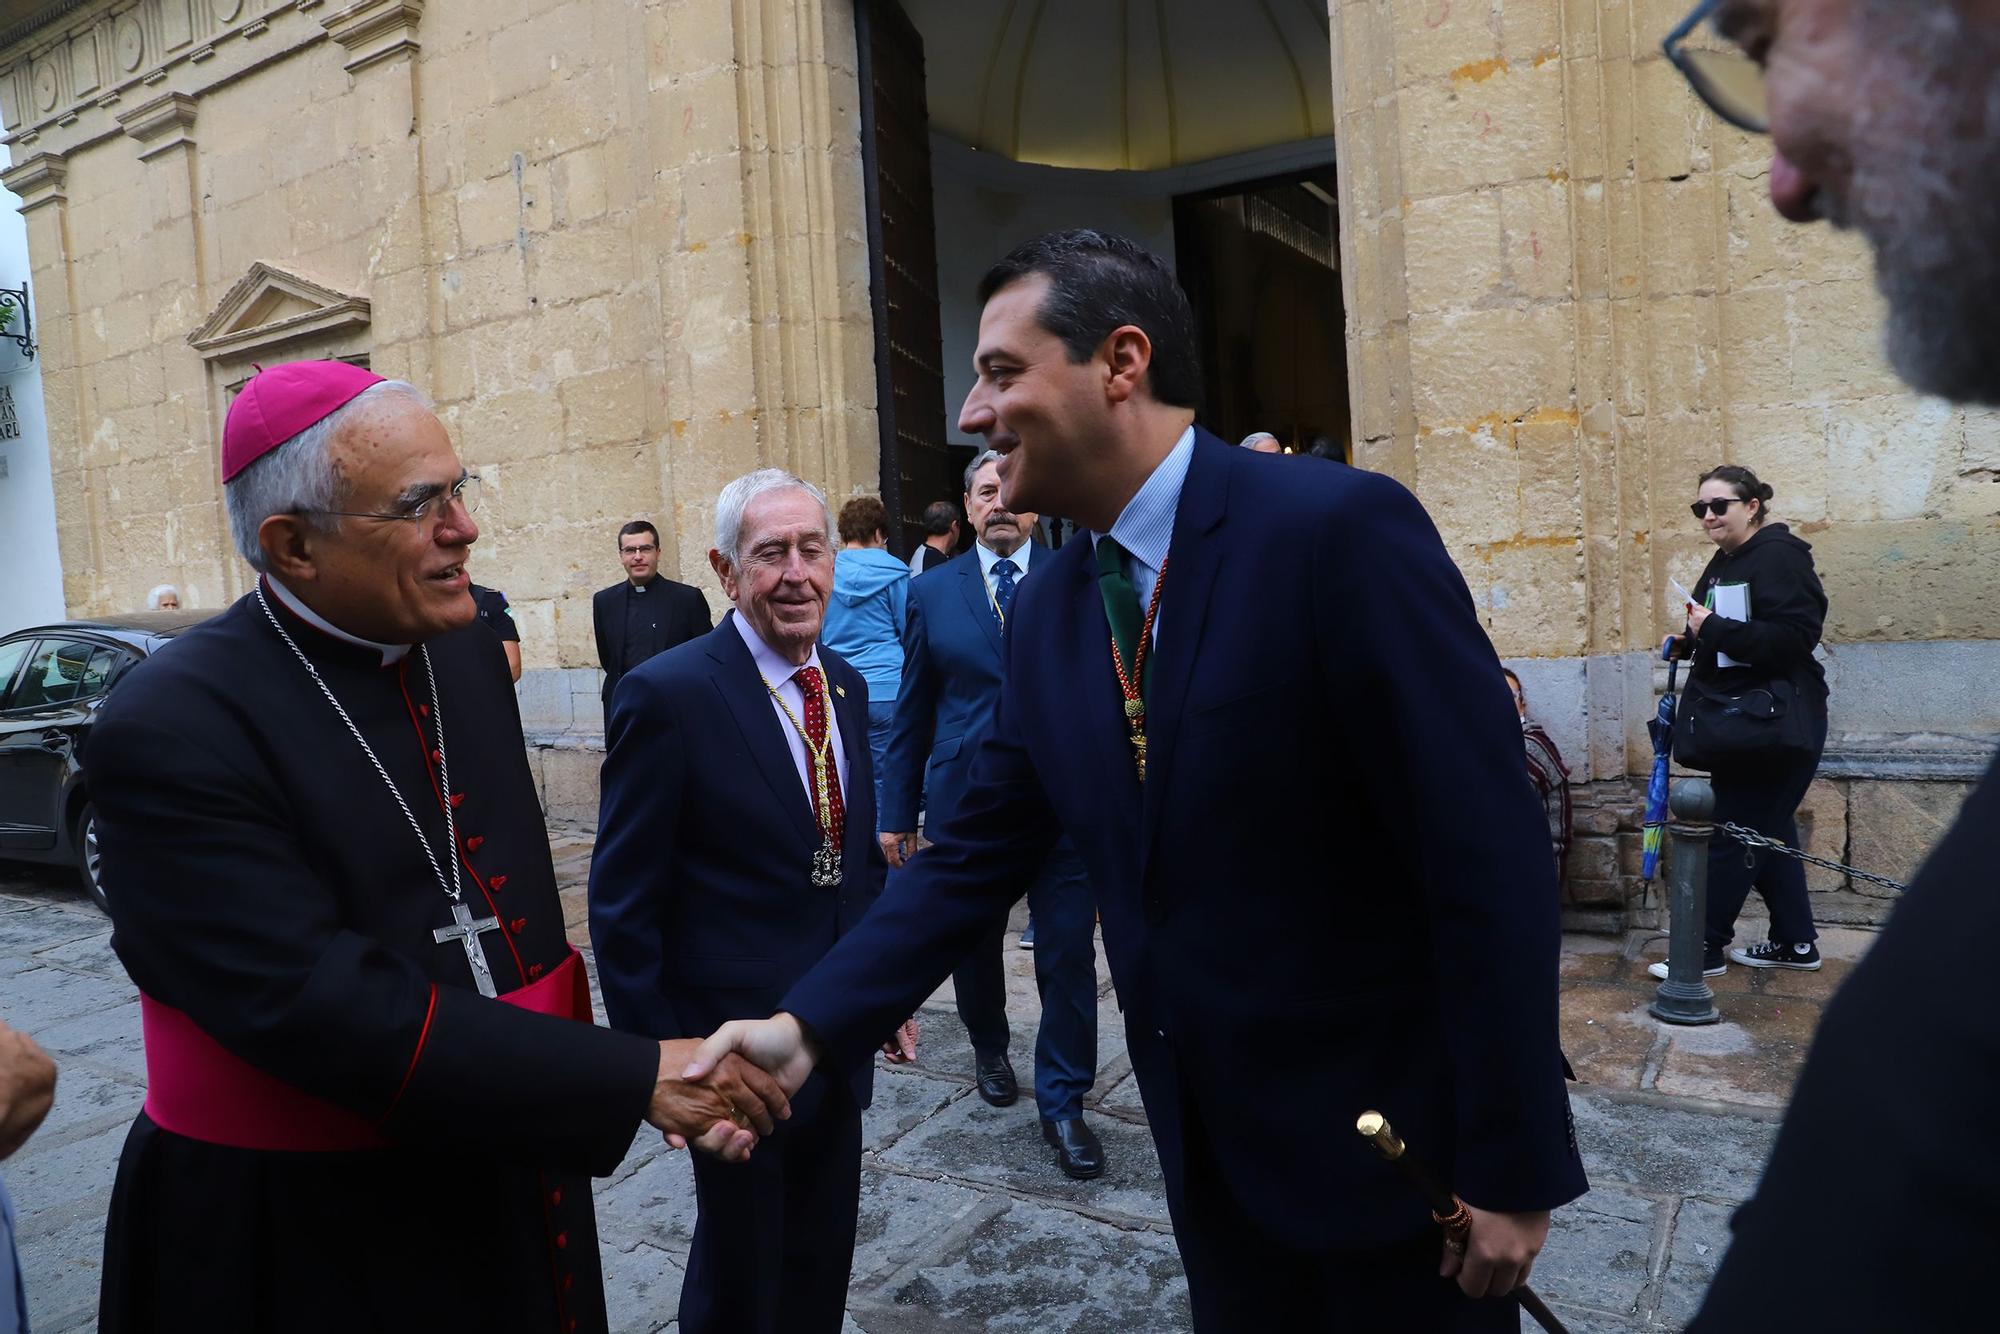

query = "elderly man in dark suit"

[687,231,1584,1330]
[881,448,1104,1179]
[591,519,712,712]
[588,470,907,1334]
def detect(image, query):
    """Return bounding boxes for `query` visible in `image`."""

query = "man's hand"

[881,1017,919,1065]
[879,831,917,868]
[683,1013,819,1098]
[647,1039,793,1162]
[1440,1203,1550,1299]
[0,1020,57,1160]
[1686,602,1712,634]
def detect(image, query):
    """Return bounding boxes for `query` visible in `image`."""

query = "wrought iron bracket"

[0,284,35,360]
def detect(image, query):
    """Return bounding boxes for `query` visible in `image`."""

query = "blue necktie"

[991,558,1018,632]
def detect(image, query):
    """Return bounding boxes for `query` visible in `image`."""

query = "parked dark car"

[0,610,213,911]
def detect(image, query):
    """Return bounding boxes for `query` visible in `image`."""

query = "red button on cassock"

[549,1187,562,1207]
[510,917,527,935]
[418,704,430,717]
[448,792,464,808]
[562,1273,574,1292]
[554,1231,567,1250]
[465,835,485,852]
[431,749,443,765]
[490,875,508,889]
[528,963,544,980]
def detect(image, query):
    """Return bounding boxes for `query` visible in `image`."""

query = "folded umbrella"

[1641,653,1680,882]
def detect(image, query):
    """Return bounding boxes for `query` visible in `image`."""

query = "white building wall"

[0,144,63,634]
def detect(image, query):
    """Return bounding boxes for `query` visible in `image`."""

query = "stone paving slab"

[847,1196,1191,1333]
[873,1092,1171,1229]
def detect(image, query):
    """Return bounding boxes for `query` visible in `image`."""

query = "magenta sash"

[140,949,591,1152]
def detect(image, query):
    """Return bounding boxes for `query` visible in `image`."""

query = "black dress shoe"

[1041,1116,1107,1180]
[974,1053,1018,1107]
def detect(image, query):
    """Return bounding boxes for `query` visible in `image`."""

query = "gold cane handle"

[1356,1110,1406,1161]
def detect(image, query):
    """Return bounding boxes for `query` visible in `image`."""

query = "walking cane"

[1356,1111,1570,1334]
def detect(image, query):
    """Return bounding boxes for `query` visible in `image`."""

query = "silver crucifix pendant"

[811,839,841,889]
[433,898,503,998]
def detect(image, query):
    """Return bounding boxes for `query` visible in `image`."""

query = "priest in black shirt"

[88,361,788,1334]
[592,520,712,712]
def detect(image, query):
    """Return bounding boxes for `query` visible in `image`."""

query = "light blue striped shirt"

[1091,424,1195,643]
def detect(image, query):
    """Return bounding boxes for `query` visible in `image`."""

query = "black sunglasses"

[1664,0,1769,135]
[1690,498,1750,519]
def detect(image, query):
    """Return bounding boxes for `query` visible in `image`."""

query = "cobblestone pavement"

[3,842,1832,1333]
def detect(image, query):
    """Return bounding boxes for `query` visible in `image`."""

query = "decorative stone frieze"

[0,1,318,152]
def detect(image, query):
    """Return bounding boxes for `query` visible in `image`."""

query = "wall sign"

[0,385,17,440]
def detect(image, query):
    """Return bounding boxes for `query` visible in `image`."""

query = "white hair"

[963,448,1004,493]
[224,379,432,573]
[1240,431,1278,448]
[146,584,179,609]
[712,468,833,566]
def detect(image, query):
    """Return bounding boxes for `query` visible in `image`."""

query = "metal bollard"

[1650,776,1720,1026]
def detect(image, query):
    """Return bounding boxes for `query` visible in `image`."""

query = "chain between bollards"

[1651,776,1721,1026]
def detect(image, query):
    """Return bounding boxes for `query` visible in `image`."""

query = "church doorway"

[857,0,1347,551]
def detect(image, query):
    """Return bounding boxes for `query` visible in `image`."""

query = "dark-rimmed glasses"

[306,472,481,528]
[1664,0,1769,135]
[1691,498,1747,519]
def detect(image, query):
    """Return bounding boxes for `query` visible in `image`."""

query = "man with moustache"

[880,449,1106,1179]
[1664,3,2000,1328]
[589,469,909,1333]
[687,231,1583,1329]
[86,362,784,1334]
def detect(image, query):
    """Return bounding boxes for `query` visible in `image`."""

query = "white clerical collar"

[975,537,1032,580]
[730,608,821,683]
[264,576,412,666]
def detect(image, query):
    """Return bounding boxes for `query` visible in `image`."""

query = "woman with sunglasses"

[1653,464,1830,980]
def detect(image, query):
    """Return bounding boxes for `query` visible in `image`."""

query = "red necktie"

[795,665,845,853]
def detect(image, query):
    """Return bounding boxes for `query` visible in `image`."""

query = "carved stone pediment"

[186,261,369,361]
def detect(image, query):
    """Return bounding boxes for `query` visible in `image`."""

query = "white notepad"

[1710,583,1750,669]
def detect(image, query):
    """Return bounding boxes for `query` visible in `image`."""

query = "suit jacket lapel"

[1138,435,1230,878]
[704,617,820,850]
[958,556,1005,662]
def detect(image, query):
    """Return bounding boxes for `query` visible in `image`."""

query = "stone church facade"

[1,0,1992,923]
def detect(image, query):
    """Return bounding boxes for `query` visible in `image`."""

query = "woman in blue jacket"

[823,495,911,820]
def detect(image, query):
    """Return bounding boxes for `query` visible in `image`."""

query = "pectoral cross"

[433,898,503,998]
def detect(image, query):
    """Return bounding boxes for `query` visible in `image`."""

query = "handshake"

[642,1012,917,1161]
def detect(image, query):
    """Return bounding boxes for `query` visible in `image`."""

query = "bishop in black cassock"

[86,362,767,1334]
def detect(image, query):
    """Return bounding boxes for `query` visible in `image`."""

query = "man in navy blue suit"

[686,232,1585,1328]
[588,469,911,1334]
[880,447,1105,1179]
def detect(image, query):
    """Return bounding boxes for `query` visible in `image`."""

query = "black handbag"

[1671,674,1816,770]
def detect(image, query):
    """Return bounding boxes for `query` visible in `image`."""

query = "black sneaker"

[1729,940,1821,971]
[1647,945,1725,980]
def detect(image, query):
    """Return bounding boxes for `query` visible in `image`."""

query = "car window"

[80,646,125,697]
[0,639,31,706]
[7,638,107,711]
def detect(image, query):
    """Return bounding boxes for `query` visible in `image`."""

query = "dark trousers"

[1125,1029,1520,1331]
[679,1074,862,1334]
[950,840,1099,1119]
[1705,730,1826,949]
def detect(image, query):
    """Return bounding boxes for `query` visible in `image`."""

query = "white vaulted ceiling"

[899,0,1334,171]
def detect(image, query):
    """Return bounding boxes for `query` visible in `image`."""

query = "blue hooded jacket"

[823,547,909,704]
